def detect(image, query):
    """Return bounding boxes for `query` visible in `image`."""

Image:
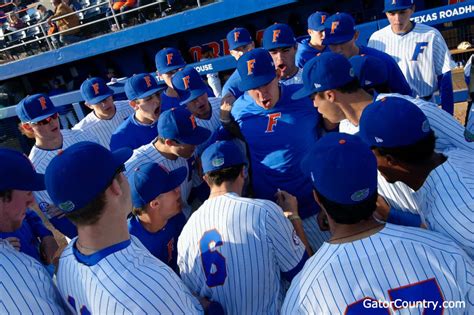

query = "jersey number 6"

[200,229,227,287]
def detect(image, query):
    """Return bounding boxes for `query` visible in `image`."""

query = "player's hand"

[3,237,21,251]
[317,211,330,231]
[220,93,236,122]
[375,195,390,221]
[40,235,59,265]
[275,189,298,216]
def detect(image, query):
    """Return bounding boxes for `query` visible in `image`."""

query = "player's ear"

[21,123,33,131]
[164,139,175,146]
[312,189,321,205]
[353,31,359,41]
[149,197,160,209]
[129,100,138,110]
[307,29,312,36]
[85,103,94,110]
[325,90,336,102]
[202,174,211,187]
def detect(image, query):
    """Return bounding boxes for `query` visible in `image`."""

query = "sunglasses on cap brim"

[31,112,59,125]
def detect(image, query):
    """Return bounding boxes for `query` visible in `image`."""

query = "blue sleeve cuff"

[281,251,309,282]
[438,72,454,115]
[387,208,422,227]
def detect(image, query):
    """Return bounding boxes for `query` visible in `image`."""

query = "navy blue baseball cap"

[262,23,296,50]
[292,52,355,100]
[384,0,414,13]
[158,106,211,145]
[359,97,432,148]
[45,141,132,213]
[349,55,388,89]
[237,48,276,91]
[202,140,247,174]
[129,162,186,208]
[80,77,114,105]
[322,13,356,45]
[155,47,186,74]
[16,94,58,123]
[308,11,329,31]
[171,67,207,105]
[227,27,252,51]
[124,73,165,101]
[301,132,377,205]
[0,148,44,191]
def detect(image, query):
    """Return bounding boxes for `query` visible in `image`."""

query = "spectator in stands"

[48,0,81,45]
[64,0,82,11]
[37,5,54,23]
[11,0,26,17]
[108,0,136,28]
[7,12,25,31]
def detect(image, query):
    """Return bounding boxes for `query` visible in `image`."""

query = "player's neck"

[391,22,414,35]
[403,153,447,191]
[166,87,178,98]
[0,219,18,233]
[95,106,116,120]
[153,140,179,160]
[209,182,242,198]
[281,65,299,80]
[35,133,63,150]
[76,207,130,255]
[341,90,372,126]
[309,40,324,51]
[134,112,155,125]
[329,218,384,244]
[138,212,168,233]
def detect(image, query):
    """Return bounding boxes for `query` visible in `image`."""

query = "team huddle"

[1,0,473,314]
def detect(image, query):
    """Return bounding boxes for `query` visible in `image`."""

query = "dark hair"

[372,131,436,165]
[65,171,124,226]
[206,164,245,186]
[315,188,377,224]
[0,190,12,202]
[367,82,391,94]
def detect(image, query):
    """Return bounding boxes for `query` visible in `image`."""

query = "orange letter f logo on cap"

[92,83,100,95]
[331,21,340,34]
[144,76,152,88]
[166,53,173,65]
[272,29,281,43]
[182,75,190,89]
[247,59,256,75]
[234,31,240,42]
[39,97,47,110]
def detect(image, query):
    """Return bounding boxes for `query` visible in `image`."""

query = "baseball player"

[16,94,99,238]
[323,12,412,96]
[155,47,188,112]
[359,99,474,258]
[44,141,204,314]
[293,53,474,216]
[282,132,473,314]
[295,11,330,68]
[349,54,390,95]
[172,66,222,153]
[178,140,310,314]
[0,148,58,266]
[109,73,165,151]
[221,27,255,101]
[262,23,303,86]
[124,106,211,218]
[0,239,67,314]
[368,0,455,114]
[230,48,331,251]
[72,77,134,149]
[128,162,187,272]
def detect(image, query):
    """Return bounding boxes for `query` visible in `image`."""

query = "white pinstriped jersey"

[72,101,134,149]
[124,142,193,217]
[339,94,474,213]
[280,68,303,86]
[368,23,455,98]
[30,130,99,220]
[177,193,307,315]
[414,149,474,258]
[282,224,474,315]
[0,240,66,314]
[57,236,203,314]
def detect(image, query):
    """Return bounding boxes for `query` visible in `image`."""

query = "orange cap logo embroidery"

[321,15,326,24]
[144,75,152,88]
[330,21,340,34]
[247,59,256,75]
[92,83,100,95]
[234,31,240,42]
[182,75,190,90]
[166,53,173,65]
[38,97,47,110]
[272,29,281,43]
